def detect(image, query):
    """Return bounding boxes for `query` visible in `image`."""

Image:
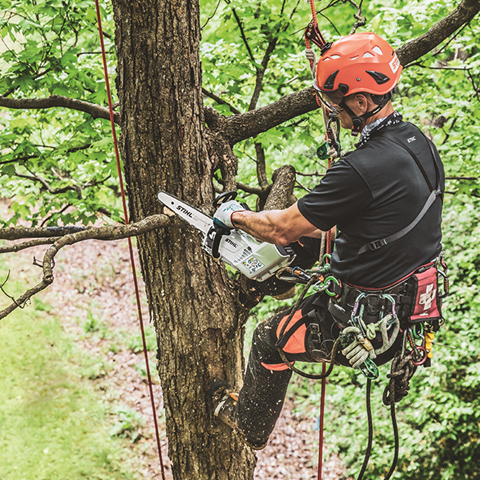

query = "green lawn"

[0,266,137,480]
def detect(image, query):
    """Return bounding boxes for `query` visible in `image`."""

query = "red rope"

[317,145,334,480]
[318,363,327,480]
[93,3,166,479]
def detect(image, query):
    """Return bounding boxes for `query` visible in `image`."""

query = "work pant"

[236,291,401,446]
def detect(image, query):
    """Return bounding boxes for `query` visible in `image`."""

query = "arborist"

[211,32,446,451]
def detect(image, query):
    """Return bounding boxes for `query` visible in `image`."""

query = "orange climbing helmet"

[313,32,402,135]
[315,32,402,97]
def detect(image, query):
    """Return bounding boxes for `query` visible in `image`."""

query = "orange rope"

[309,0,318,27]
[93,3,166,479]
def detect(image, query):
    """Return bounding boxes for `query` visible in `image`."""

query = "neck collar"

[355,111,403,148]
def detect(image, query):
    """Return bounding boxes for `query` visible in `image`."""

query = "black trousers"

[236,291,401,446]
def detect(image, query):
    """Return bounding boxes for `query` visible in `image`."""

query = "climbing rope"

[93,3,166,479]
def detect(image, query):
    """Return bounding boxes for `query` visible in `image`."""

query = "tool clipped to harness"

[275,266,312,284]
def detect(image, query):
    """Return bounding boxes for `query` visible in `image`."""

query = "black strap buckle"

[368,238,388,251]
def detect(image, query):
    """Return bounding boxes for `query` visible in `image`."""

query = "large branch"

[223,0,480,145]
[0,95,120,124]
[224,88,318,145]
[0,214,169,320]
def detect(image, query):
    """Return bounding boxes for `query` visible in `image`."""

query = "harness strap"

[356,130,443,255]
[357,189,441,254]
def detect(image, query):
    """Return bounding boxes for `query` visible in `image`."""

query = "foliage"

[0,0,122,226]
[109,405,145,443]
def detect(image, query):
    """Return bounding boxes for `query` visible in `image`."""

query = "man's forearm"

[231,209,289,245]
[230,203,320,246]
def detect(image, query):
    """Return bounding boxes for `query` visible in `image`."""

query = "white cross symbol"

[419,283,436,311]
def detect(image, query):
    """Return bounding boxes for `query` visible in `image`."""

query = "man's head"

[314,32,402,135]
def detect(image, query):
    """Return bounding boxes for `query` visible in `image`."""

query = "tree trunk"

[111,0,255,478]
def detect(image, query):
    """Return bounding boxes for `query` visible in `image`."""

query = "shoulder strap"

[356,130,442,255]
[380,131,440,191]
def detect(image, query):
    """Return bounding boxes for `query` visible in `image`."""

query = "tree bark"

[111,0,255,478]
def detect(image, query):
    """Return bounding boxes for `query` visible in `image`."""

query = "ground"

[8,225,347,479]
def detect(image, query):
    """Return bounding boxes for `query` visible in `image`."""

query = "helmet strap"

[340,91,393,137]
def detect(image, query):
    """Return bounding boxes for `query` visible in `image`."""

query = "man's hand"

[213,200,245,231]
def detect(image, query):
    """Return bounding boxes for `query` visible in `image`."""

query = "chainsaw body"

[158,192,296,282]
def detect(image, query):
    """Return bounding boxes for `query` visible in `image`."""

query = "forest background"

[0,0,479,479]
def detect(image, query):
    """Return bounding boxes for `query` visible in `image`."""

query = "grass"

[0,263,139,480]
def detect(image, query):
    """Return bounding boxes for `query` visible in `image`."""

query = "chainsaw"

[157,191,298,282]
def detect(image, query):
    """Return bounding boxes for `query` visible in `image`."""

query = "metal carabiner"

[411,346,428,366]
[324,275,341,297]
[412,323,424,340]
[352,292,366,317]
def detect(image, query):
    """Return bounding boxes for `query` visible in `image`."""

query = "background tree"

[1,0,479,479]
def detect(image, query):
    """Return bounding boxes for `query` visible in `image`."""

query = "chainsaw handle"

[212,228,230,259]
[213,191,237,208]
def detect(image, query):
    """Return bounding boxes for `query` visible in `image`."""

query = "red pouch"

[408,265,442,323]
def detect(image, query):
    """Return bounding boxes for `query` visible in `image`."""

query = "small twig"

[201,0,222,30]
[236,182,272,196]
[40,204,72,228]
[466,69,480,102]
[0,271,24,309]
[202,88,241,115]
[33,257,44,267]
[433,22,471,57]
[346,0,366,35]
[407,63,472,71]
[295,179,312,193]
[446,176,479,180]
[296,166,328,177]
[230,7,256,65]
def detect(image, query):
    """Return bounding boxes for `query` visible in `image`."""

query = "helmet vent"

[331,54,341,59]
[372,46,383,55]
[366,70,390,85]
[350,55,359,60]
[363,52,374,58]
[323,70,339,90]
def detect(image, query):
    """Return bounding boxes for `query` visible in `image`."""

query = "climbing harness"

[275,252,449,480]
[93,3,166,479]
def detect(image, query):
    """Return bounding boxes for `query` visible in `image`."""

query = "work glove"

[341,327,377,370]
[213,200,245,231]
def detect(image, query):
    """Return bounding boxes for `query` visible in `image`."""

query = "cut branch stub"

[264,164,297,211]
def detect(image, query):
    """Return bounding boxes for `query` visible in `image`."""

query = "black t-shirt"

[297,121,445,288]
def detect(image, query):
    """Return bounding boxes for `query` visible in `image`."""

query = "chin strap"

[341,91,393,136]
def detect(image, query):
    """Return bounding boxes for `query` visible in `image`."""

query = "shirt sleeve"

[297,158,373,231]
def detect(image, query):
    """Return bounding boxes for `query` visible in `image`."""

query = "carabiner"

[359,358,379,380]
[324,275,341,297]
[352,292,366,317]
[412,323,424,340]
[381,293,397,318]
[411,346,428,366]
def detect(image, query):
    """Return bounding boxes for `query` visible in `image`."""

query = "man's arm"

[231,202,322,246]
